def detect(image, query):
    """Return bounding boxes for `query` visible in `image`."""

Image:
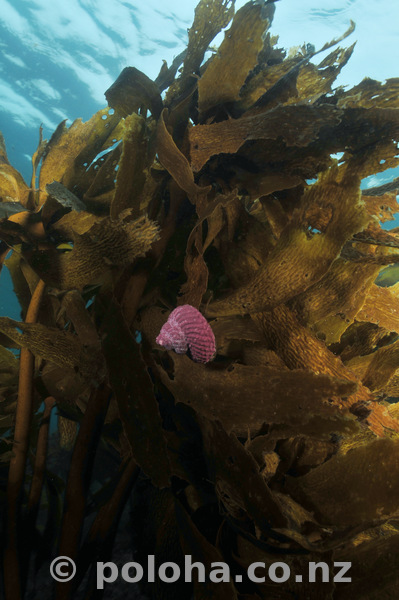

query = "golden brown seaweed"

[197,2,273,114]
[1,1,399,597]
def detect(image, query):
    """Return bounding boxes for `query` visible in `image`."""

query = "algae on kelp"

[1,1,399,598]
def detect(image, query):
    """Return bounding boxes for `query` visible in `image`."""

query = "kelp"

[1,1,399,599]
[4,249,39,316]
[38,107,122,206]
[159,354,357,436]
[165,0,235,105]
[0,317,105,382]
[357,283,399,330]
[286,437,399,527]
[0,132,30,208]
[290,257,381,343]
[27,212,159,290]
[206,162,370,316]
[110,113,148,218]
[101,299,170,488]
[105,66,163,119]
[190,104,343,172]
[0,344,19,433]
[197,1,275,114]
[157,108,211,209]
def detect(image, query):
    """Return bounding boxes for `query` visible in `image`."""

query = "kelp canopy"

[1,0,399,598]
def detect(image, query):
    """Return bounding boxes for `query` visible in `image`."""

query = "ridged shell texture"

[156,305,216,363]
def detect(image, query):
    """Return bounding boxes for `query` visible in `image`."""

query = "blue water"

[0,0,196,181]
[0,259,22,320]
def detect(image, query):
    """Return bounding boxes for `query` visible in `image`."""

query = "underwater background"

[1,1,399,599]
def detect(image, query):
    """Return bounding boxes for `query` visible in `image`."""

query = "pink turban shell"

[156,305,216,363]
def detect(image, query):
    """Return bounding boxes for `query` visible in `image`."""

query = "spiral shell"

[156,305,216,363]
